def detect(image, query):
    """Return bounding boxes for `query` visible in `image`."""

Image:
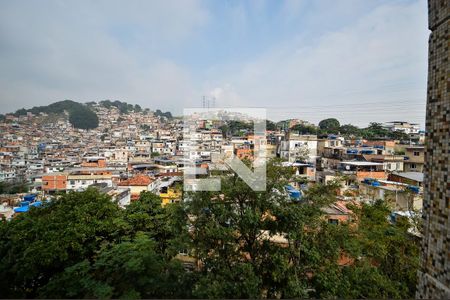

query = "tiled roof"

[118,174,153,186]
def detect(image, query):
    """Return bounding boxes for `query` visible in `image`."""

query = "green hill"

[15,100,99,130]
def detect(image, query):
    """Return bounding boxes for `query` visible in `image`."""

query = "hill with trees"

[14,100,99,130]
[289,118,411,141]
[10,99,176,128]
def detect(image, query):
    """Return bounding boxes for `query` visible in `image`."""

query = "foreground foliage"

[0,161,419,298]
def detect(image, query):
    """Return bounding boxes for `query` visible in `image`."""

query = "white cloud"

[0,0,428,127]
[0,0,208,113]
[208,0,428,126]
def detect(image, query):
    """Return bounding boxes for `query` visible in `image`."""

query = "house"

[385,121,420,135]
[360,179,423,211]
[322,201,353,224]
[362,154,405,172]
[278,134,318,163]
[42,173,67,193]
[404,146,425,172]
[339,161,387,181]
[117,174,155,200]
[66,174,113,191]
[388,172,424,187]
[81,157,107,168]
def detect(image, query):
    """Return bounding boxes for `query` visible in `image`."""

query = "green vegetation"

[266,120,277,131]
[0,160,419,298]
[0,181,29,194]
[319,118,341,133]
[99,100,136,114]
[68,104,99,130]
[14,100,99,130]
[154,109,173,119]
[291,123,318,135]
[284,118,413,141]
[219,120,253,137]
[298,119,412,140]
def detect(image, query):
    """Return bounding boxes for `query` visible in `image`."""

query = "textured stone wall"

[416,0,450,298]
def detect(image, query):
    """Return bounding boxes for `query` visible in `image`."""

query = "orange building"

[42,174,67,192]
[118,174,155,200]
[81,157,107,168]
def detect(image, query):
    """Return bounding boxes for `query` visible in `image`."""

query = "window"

[413,151,420,156]
[70,180,75,185]
[410,163,417,169]
[328,219,339,225]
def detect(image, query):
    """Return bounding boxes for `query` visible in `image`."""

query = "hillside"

[14,100,99,130]
[9,100,174,129]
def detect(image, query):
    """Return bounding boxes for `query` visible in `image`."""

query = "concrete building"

[417,0,450,297]
[404,146,425,172]
[385,121,420,134]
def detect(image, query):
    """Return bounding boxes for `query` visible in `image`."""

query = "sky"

[0,0,429,127]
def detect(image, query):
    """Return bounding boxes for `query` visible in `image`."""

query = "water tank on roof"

[31,201,42,207]
[285,185,302,200]
[407,186,420,194]
[23,194,36,201]
[14,206,29,213]
[361,149,375,154]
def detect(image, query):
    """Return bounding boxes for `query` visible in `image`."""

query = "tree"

[361,122,390,139]
[266,120,277,131]
[0,189,123,298]
[134,104,142,112]
[68,105,99,129]
[40,233,189,299]
[184,159,341,298]
[319,118,340,133]
[0,189,191,298]
[291,123,318,135]
[0,173,420,298]
[340,124,361,136]
[313,200,420,299]
[14,108,27,116]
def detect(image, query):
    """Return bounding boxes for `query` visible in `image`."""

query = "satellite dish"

[345,165,350,170]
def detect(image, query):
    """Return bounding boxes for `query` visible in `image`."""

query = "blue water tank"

[14,206,29,213]
[408,186,420,194]
[31,201,42,207]
[285,185,302,200]
[24,194,36,201]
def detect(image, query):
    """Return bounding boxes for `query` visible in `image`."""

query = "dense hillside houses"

[0,101,428,299]
[0,101,424,230]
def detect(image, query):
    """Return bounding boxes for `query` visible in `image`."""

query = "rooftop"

[118,174,153,186]
[392,172,424,183]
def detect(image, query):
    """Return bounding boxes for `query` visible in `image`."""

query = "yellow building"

[159,187,182,206]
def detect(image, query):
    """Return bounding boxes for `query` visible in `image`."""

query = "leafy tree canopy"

[319,118,341,132]
[13,100,99,130]
[0,165,420,299]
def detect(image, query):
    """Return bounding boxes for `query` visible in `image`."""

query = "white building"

[385,121,420,135]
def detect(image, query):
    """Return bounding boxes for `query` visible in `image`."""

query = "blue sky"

[0,0,428,126]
